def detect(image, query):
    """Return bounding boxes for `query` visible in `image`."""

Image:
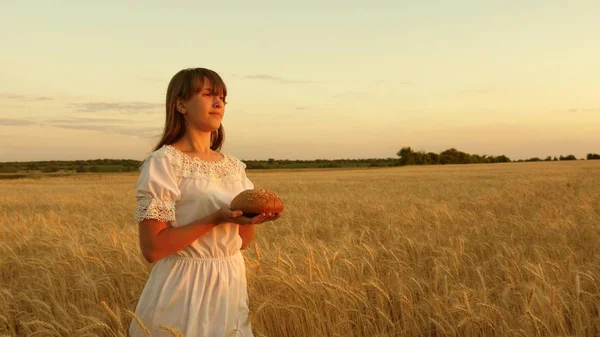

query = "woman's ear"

[176,99,186,114]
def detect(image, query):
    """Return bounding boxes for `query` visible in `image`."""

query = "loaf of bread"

[230,189,284,218]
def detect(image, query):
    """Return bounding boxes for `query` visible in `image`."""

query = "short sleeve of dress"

[242,172,254,190]
[240,161,254,190]
[134,153,181,224]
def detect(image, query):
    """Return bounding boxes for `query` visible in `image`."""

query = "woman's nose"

[212,96,224,107]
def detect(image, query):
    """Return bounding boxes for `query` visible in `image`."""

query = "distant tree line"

[0,159,141,174]
[242,158,398,169]
[396,147,511,166]
[395,147,598,166]
[515,155,575,162]
[515,153,600,162]
[0,149,598,174]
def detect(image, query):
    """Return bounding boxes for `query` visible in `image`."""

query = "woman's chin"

[210,123,222,131]
[193,123,221,133]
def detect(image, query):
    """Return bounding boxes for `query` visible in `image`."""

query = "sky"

[1,0,599,162]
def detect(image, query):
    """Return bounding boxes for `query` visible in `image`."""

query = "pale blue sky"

[1,0,599,161]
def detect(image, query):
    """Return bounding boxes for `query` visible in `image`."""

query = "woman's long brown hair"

[153,68,227,152]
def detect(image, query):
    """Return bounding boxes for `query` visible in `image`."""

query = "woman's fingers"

[269,212,282,221]
[255,214,269,224]
[259,212,282,223]
[233,211,283,225]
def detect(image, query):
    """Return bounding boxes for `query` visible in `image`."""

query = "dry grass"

[1,161,600,337]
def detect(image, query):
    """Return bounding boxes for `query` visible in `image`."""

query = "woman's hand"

[216,207,283,225]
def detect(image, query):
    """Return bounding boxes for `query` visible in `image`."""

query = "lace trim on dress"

[135,197,176,223]
[148,145,247,183]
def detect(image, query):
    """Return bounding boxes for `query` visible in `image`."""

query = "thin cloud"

[50,122,161,139]
[53,124,114,132]
[70,101,163,114]
[0,93,54,101]
[0,118,37,126]
[568,108,600,113]
[331,79,412,98]
[460,88,494,94]
[239,74,318,84]
[47,117,132,124]
[376,80,413,85]
[331,91,364,98]
[0,93,25,99]
[293,106,321,113]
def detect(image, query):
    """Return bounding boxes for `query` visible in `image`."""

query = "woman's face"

[178,78,226,132]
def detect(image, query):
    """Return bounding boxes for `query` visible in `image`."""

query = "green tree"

[427,152,440,164]
[396,147,415,166]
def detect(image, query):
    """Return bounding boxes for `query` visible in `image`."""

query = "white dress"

[129,144,255,337]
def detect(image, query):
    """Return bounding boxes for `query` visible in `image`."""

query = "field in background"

[1,161,599,337]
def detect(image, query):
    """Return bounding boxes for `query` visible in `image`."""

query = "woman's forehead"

[195,78,224,92]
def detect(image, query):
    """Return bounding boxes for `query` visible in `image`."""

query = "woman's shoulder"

[139,145,183,171]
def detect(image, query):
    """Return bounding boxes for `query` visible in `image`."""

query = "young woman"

[130,67,282,337]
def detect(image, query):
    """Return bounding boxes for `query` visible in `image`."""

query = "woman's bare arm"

[138,208,273,263]
[238,224,256,250]
[138,211,221,263]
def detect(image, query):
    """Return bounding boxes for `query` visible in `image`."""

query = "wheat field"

[1,161,599,337]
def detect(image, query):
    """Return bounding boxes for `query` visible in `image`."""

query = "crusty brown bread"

[230,189,284,217]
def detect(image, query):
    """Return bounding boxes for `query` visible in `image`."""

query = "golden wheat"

[1,161,599,336]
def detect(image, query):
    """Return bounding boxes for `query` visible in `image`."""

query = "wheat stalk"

[123,309,152,337]
[76,322,111,334]
[158,324,183,337]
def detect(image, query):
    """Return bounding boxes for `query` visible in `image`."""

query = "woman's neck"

[176,129,213,154]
